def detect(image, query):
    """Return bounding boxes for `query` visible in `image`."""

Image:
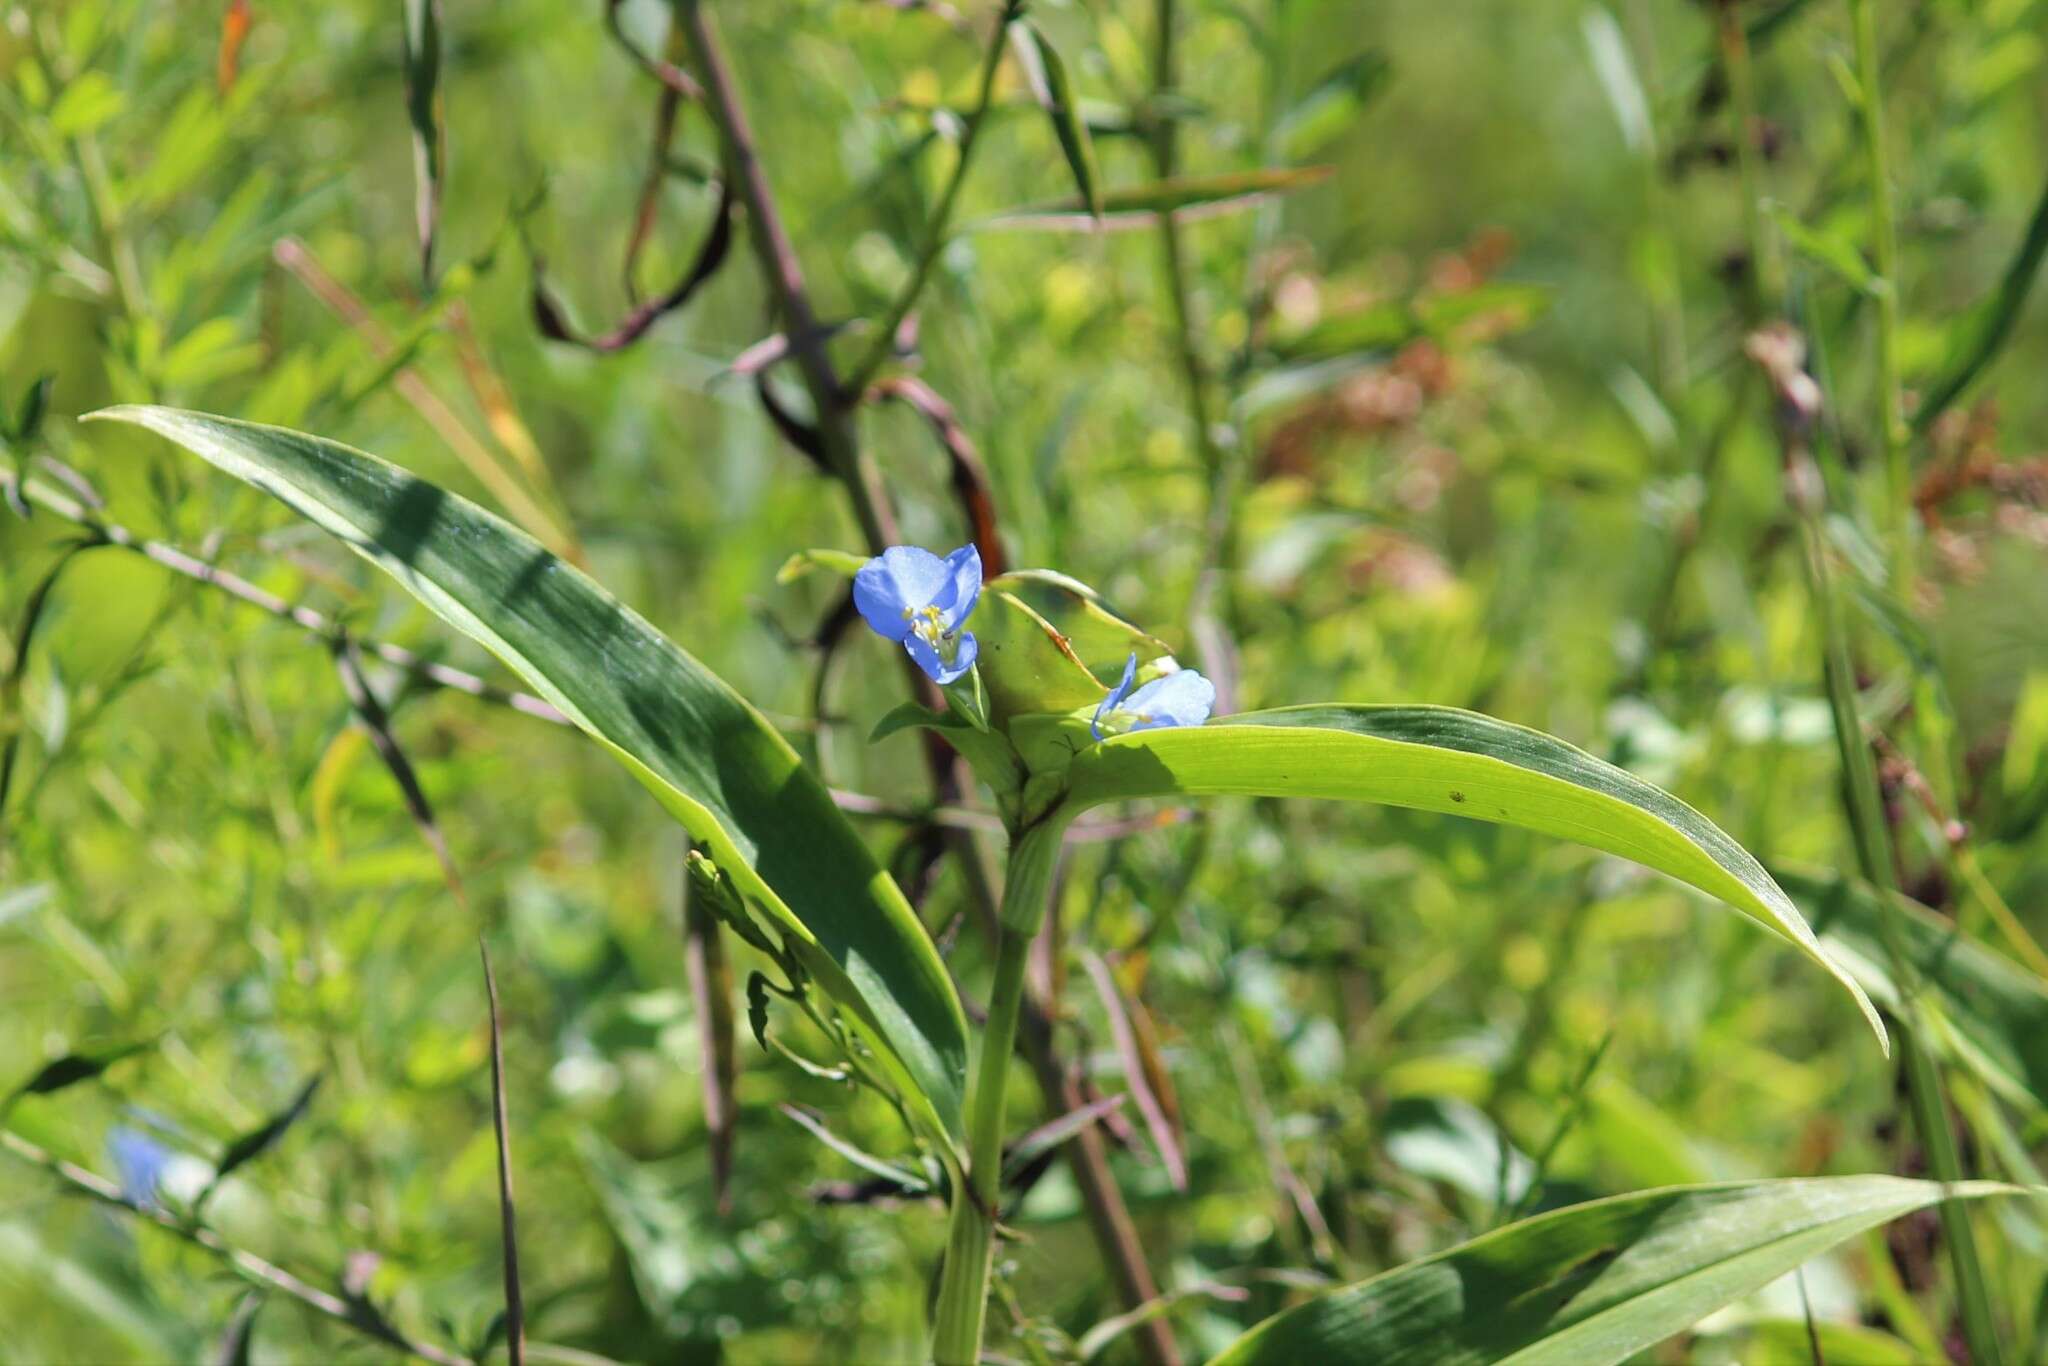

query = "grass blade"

[1012,20,1103,218]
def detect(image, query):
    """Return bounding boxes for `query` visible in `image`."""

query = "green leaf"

[1738,1319,1920,1365]
[977,167,1332,232]
[1913,165,2048,433]
[775,547,866,584]
[1064,706,1885,1048]
[6,1038,156,1106]
[1013,21,1103,218]
[778,1103,931,1194]
[48,71,126,137]
[1771,206,1877,293]
[868,699,1025,804]
[986,569,1170,677]
[1782,863,2048,1113]
[1213,1177,2025,1366]
[1269,52,1390,162]
[199,1073,322,1211]
[85,406,969,1149]
[974,589,1106,717]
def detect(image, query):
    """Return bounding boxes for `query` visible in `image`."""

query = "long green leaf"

[1269,52,1390,162]
[1214,1176,2022,1366]
[85,406,968,1147]
[1013,20,1102,218]
[1065,706,1884,1048]
[1912,166,2048,433]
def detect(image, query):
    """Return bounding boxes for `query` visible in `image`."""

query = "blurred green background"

[2,0,2046,1360]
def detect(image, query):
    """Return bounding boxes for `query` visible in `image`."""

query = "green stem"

[1848,0,1909,590]
[1717,0,1781,312]
[1841,9,1999,1354]
[930,817,1065,1365]
[848,1,1019,395]
[1790,464,2003,1365]
[1148,0,1240,694]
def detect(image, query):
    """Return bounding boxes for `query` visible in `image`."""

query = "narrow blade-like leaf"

[1013,20,1103,218]
[199,1073,322,1212]
[1269,53,1390,162]
[86,406,969,1147]
[1065,705,1884,1048]
[1214,1177,2024,1366]
[6,1038,156,1106]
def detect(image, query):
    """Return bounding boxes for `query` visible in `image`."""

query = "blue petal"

[1093,653,1140,740]
[906,629,978,685]
[933,544,983,631]
[109,1127,169,1205]
[1125,668,1216,730]
[854,546,951,642]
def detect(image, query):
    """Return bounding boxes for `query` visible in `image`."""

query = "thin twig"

[682,863,739,1215]
[3,469,566,724]
[845,0,1021,394]
[604,0,704,101]
[1079,952,1186,1191]
[1148,0,1239,720]
[333,638,468,908]
[0,1128,472,1366]
[480,940,525,1366]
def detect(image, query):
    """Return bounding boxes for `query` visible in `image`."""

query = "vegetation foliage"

[2,0,2047,1361]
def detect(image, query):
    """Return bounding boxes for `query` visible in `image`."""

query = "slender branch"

[1150,0,1237,720]
[0,1128,472,1366]
[3,469,567,724]
[1716,0,1781,312]
[606,0,704,100]
[845,0,1019,394]
[1748,326,2002,1366]
[480,940,526,1366]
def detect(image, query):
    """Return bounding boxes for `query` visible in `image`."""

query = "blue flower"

[1092,654,1216,740]
[854,544,982,685]
[108,1126,169,1208]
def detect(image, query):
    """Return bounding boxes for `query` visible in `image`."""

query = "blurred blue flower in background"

[1093,654,1216,740]
[854,544,982,684]
[107,1126,170,1208]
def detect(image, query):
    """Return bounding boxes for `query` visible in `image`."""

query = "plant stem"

[847,0,1019,395]
[1149,0,1240,709]
[679,13,1174,1347]
[931,817,1064,1365]
[1717,0,1781,312]
[1839,9,2000,1353]
[1848,0,1909,589]
[1787,453,2003,1365]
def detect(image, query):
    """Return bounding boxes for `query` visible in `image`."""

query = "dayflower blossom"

[854,544,982,685]
[108,1126,170,1208]
[1093,653,1216,740]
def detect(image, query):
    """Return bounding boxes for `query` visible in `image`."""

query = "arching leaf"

[1065,705,1885,1048]
[86,406,969,1150]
